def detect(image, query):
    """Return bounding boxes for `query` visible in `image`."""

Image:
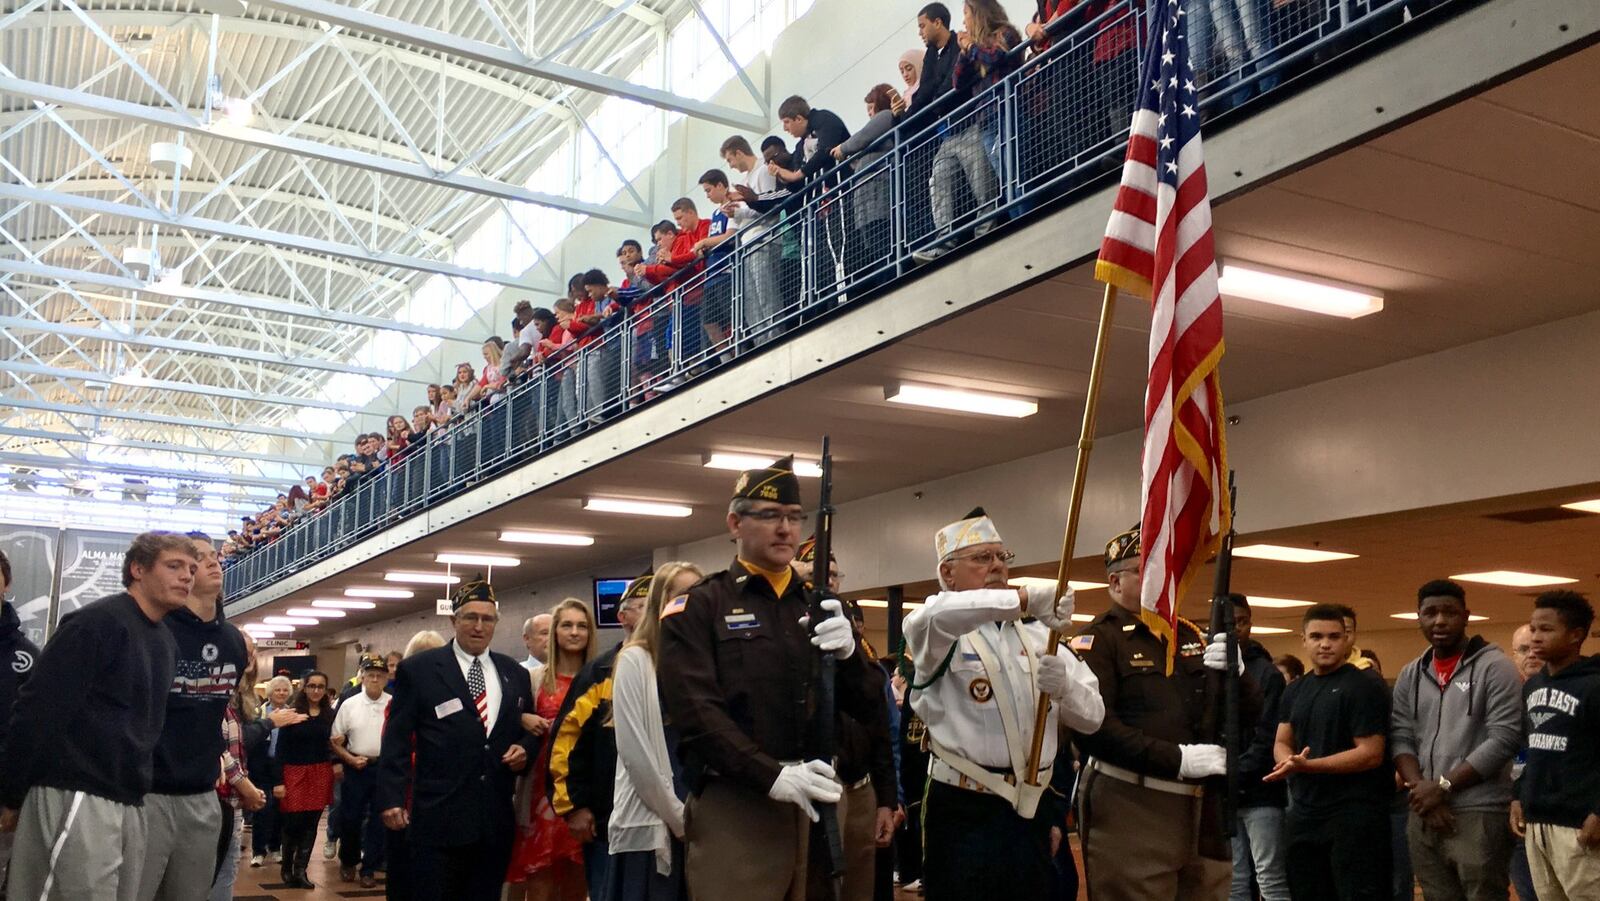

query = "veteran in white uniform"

[902,507,1104,901]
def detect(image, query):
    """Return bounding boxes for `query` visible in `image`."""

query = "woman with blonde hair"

[607,562,703,900]
[507,598,597,901]
[403,629,444,658]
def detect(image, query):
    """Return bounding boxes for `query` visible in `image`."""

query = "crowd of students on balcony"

[220,0,1305,570]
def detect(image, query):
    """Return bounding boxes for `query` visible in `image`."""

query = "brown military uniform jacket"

[658,559,881,795]
[1070,603,1259,779]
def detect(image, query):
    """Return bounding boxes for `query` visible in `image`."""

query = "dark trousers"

[1286,806,1392,901]
[922,780,1051,901]
[280,809,324,868]
[410,837,513,901]
[583,832,611,901]
[339,764,387,875]
[252,789,281,854]
[385,827,413,901]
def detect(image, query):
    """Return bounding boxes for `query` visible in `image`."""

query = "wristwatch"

[1437,776,1453,793]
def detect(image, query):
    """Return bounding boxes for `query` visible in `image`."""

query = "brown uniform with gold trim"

[1069,603,1258,901]
[658,560,880,901]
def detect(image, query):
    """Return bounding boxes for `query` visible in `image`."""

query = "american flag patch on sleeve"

[1069,634,1095,652]
[660,595,689,620]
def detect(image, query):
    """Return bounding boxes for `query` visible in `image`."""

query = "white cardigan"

[609,644,684,875]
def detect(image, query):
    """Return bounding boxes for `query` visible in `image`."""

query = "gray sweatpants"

[5,786,147,901]
[135,791,222,901]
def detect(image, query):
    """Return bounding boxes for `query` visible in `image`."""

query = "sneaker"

[975,220,995,238]
[269,850,282,863]
[249,855,264,868]
[903,878,922,893]
[323,839,339,860]
[911,244,949,264]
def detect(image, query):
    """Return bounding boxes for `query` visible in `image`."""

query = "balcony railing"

[224,0,1471,601]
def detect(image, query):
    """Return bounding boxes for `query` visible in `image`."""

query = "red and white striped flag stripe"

[1095,0,1230,669]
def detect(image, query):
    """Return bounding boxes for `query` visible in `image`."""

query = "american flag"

[1095,0,1230,669]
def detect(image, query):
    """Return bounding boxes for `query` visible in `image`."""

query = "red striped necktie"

[467,657,488,727]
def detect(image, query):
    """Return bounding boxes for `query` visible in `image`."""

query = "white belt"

[1087,758,1203,798]
[928,755,1051,808]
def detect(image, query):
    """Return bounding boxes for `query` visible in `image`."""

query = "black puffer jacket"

[0,602,41,757]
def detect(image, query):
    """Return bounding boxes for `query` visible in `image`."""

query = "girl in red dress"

[506,598,597,901]
[271,670,336,889]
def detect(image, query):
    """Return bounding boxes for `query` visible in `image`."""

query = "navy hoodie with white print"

[1518,655,1600,829]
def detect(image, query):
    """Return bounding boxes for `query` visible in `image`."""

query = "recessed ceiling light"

[1245,596,1315,609]
[263,616,318,626]
[853,599,926,610]
[313,599,376,610]
[1006,577,1110,591]
[885,382,1039,418]
[344,588,414,599]
[243,624,289,633]
[434,553,520,568]
[287,607,342,618]
[1391,612,1489,622]
[702,453,824,478]
[385,572,462,585]
[1560,499,1600,514]
[1449,571,1578,588]
[1251,626,1292,635]
[499,530,596,546]
[584,497,694,518]
[1217,260,1384,319]
[1233,544,1358,564]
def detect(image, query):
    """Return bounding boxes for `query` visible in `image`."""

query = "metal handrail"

[223,0,1470,602]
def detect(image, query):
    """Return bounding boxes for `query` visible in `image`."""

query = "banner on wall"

[0,524,141,642]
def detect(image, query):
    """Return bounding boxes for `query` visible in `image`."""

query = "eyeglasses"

[741,510,809,526]
[457,613,500,626]
[949,549,1016,567]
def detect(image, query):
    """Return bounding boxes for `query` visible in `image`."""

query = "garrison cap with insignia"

[934,507,1003,564]
[733,454,802,506]
[795,534,837,565]
[1105,522,1141,569]
[359,654,389,672]
[451,578,496,611]
[621,570,653,603]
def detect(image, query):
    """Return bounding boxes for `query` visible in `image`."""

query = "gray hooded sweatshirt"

[1390,636,1524,812]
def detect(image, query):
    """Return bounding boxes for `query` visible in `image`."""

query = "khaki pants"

[839,780,877,901]
[6,786,146,901]
[686,778,811,901]
[1406,808,1513,901]
[1078,764,1230,901]
[1526,822,1600,901]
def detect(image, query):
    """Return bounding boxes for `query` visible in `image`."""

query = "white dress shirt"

[904,588,1103,769]
[332,689,391,758]
[452,641,502,734]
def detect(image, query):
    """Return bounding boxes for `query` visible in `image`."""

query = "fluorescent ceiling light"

[885,382,1038,418]
[344,588,414,599]
[286,607,342,618]
[702,453,824,478]
[1246,596,1315,609]
[1391,612,1489,622]
[1233,544,1358,564]
[1217,260,1384,319]
[313,599,376,610]
[584,497,693,518]
[1008,577,1110,592]
[1251,626,1292,635]
[263,616,318,626]
[1561,499,1600,514]
[434,553,520,568]
[385,572,462,585]
[854,599,925,610]
[1449,571,1578,588]
[499,530,595,546]
[243,624,289,633]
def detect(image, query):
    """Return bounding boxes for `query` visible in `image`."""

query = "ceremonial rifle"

[807,436,847,888]
[1203,472,1240,838]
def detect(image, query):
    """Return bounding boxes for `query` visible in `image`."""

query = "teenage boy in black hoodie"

[136,533,255,901]
[1,531,194,901]
[1512,590,1600,900]
[1229,594,1290,901]
[0,550,40,894]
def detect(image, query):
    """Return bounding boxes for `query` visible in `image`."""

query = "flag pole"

[1024,281,1119,786]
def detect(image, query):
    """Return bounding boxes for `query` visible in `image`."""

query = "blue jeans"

[583,834,611,901]
[1511,836,1539,900]
[338,765,388,876]
[1231,806,1291,901]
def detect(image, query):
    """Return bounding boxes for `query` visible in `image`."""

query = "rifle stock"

[808,437,847,884]
[1204,472,1240,839]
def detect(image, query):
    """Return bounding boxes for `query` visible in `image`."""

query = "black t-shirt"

[1279,662,1391,816]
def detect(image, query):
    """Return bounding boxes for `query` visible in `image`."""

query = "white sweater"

[609,644,684,875]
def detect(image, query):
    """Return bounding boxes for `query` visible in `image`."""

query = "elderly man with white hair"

[902,507,1104,901]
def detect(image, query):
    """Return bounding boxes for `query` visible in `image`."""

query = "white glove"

[1024,583,1076,631]
[800,598,855,661]
[767,760,842,822]
[1036,653,1071,699]
[1177,743,1228,779]
[1203,633,1244,675]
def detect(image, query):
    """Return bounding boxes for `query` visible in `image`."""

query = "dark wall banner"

[0,525,57,646]
[57,528,141,619]
[0,524,141,643]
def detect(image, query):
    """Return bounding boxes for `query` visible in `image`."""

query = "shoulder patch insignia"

[660,595,689,620]
[1069,634,1094,652]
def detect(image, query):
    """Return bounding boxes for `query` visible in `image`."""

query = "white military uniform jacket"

[904,588,1103,816]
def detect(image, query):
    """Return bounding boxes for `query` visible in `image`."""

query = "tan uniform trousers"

[811,779,877,901]
[686,777,812,901]
[1526,822,1600,901]
[1078,763,1231,901]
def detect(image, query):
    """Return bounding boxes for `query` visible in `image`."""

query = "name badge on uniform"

[724,611,759,631]
[434,697,464,719]
[1130,652,1155,669]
